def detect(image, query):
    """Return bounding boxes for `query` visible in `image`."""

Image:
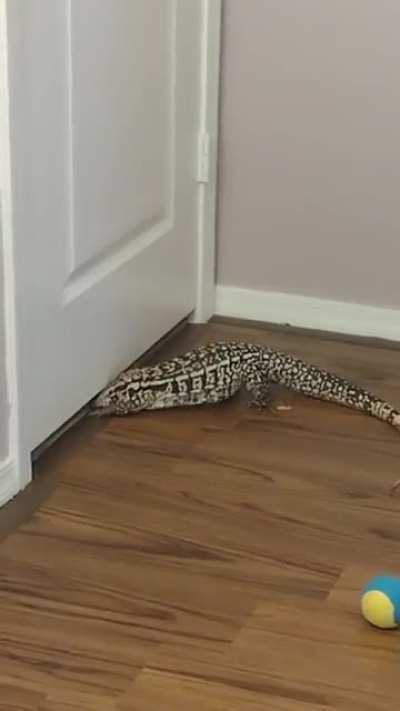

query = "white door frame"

[0,0,221,502]
[0,0,30,504]
[193,0,222,323]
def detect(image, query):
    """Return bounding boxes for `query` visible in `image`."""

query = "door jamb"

[0,0,31,502]
[193,0,222,323]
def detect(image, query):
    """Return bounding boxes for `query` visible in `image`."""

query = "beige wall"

[217,1,400,309]
[0,220,9,459]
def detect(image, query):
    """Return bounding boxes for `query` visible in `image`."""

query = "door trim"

[0,459,19,507]
[193,0,222,323]
[0,0,31,498]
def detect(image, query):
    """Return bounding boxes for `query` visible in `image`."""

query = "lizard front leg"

[245,368,273,409]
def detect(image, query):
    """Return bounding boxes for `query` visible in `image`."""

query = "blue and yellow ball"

[361,575,400,629]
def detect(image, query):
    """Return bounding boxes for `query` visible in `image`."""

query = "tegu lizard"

[93,341,400,431]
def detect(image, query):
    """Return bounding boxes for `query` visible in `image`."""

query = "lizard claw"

[392,414,400,430]
[390,478,400,496]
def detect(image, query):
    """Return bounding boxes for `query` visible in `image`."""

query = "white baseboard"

[0,459,19,507]
[215,286,400,342]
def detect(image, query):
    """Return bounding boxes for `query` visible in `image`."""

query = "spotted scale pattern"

[93,341,400,431]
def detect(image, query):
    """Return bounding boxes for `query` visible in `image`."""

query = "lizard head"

[92,368,156,416]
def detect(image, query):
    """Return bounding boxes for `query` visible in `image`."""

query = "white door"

[6,0,219,457]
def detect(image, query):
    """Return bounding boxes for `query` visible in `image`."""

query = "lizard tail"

[369,403,400,429]
[265,350,400,431]
[265,350,400,495]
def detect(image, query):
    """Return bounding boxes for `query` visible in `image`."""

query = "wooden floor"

[1,319,400,710]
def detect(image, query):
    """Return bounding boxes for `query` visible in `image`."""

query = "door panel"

[7,0,203,450]
[69,1,172,273]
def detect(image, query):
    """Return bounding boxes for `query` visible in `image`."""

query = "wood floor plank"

[39,690,116,711]
[120,634,335,710]
[0,556,154,702]
[125,589,399,710]
[0,682,45,711]
[228,597,400,709]
[118,667,327,711]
